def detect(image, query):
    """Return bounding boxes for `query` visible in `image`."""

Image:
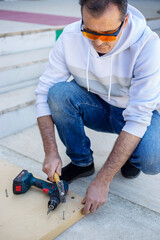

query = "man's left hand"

[81,178,109,215]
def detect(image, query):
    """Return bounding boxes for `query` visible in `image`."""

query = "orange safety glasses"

[81,20,124,42]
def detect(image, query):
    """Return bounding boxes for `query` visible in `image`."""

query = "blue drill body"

[13,170,68,213]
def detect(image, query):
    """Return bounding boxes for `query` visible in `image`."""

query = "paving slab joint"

[110,191,160,215]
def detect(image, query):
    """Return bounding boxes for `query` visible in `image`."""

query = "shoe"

[121,160,141,179]
[60,162,95,184]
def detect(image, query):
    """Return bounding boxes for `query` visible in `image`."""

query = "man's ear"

[123,13,129,28]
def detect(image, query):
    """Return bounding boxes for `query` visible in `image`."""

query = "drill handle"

[31,176,58,195]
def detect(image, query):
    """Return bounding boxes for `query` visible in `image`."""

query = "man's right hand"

[42,150,62,181]
[37,115,62,182]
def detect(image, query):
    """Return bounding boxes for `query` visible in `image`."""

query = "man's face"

[82,3,129,54]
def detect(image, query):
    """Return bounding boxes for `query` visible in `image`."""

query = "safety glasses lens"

[82,31,98,40]
[82,32,116,42]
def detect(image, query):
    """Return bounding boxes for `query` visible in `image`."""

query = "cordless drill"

[13,170,68,214]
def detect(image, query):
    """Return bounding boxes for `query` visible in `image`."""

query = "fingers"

[81,196,86,205]
[42,151,62,181]
[43,164,56,181]
[42,163,51,175]
[81,184,107,215]
[81,195,99,215]
[82,200,101,215]
[47,164,62,181]
[56,162,62,176]
[48,170,56,181]
[81,196,90,215]
[82,202,91,215]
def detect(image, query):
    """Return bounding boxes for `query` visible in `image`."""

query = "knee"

[48,80,81,112]
[142,162,160,175]
[48,82,75,115]
[135,154,160,175]
[47,81,80,118]
[48,82,67,108]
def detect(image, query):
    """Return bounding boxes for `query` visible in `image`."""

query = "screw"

[63,211,65,220]
[5,189,8,197]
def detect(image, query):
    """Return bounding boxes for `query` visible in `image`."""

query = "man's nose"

[94,37,103,46]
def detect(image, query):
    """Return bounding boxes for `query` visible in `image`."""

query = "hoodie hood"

[85,4,147,58]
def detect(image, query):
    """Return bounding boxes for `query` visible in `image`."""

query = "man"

[35,0,160,215]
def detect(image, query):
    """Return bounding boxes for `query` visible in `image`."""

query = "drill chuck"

[48,191,60,209]
[47,191,60,215]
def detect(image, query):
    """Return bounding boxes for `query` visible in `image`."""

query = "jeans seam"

[75,102,104,111]
[79,115,87,150]
[114,118,125,128]
[77,115,93,166]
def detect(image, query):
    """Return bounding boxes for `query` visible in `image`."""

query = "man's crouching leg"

[129,110,160,176]
[47,80,95,183]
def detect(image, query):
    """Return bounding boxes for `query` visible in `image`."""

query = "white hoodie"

[35,4,160,138]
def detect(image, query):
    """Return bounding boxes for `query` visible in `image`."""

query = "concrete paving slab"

[110,172,160,213]
[0,124,68,164]
[0,144,46,178]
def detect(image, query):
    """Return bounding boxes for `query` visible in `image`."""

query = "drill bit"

[5,189,8,197]
[62,210,65,220]
[47,205,54,215]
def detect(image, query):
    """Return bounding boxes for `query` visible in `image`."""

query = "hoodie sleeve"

[122,34,160,138]
[35,32,71,118]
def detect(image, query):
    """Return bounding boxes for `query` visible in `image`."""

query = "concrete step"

[0,47,52,93]
[0,27,62,56]
[0,85,37,138]
[0,78,38,94]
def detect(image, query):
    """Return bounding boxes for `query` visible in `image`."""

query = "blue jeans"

[48,80,160,175]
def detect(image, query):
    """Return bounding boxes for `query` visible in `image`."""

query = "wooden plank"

[0,158,84,240]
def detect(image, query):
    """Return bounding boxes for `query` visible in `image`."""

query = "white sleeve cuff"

[122,121,148,138]
[36,102,51,118]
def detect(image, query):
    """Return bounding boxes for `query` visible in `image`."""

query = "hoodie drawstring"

[108,56,112,101]
[86,48,90,91]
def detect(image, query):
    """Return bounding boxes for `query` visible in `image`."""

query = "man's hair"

[79,0,128,20]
